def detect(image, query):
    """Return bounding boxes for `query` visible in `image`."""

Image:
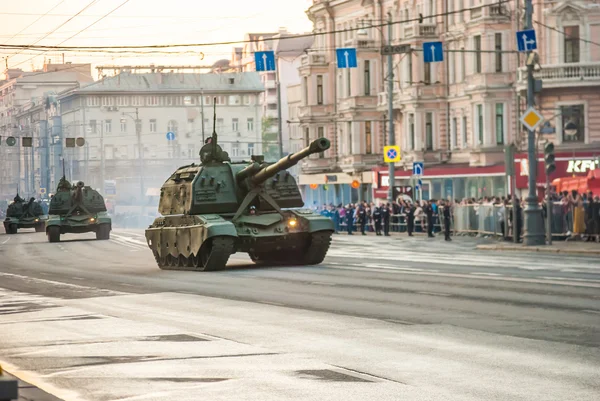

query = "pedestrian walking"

[443,200,452,241]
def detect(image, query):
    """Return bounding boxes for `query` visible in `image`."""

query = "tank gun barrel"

[251,138,330,186]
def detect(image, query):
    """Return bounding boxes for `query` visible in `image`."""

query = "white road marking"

[0,272,125,295]
[1,237,10,244]
[470,272,502,276]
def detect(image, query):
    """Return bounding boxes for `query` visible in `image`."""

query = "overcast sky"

[0,0,314,75]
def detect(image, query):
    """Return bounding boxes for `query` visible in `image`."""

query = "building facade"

[304,0,600,203]
[0,63,93,200]
[55,70,264,206]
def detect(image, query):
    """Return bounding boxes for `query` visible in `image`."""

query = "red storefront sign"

[514,151,600,189]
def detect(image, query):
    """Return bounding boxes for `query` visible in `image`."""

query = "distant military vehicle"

[3,194,46,234]
[46,177,112,242]
[145,100,334,271]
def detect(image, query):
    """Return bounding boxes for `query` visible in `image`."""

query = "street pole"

[386,12,395,202]
[545,163,552,245]
[275,55,284,158]
[523,0,545,245]
[100,123,105,195]
[200,89,205,143]
[135,107,144,210]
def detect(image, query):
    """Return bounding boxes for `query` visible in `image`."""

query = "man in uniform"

[406,201,415,237]
[443,200,452,241]
[358,204,367,235]
[425,200,435,238]
[345,204,354,235]
[382,202,391,236]
[372,203,382,235]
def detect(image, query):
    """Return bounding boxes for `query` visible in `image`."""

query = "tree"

[261,116,279,161]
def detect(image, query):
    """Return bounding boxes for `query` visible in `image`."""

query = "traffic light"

[544,141,556,175]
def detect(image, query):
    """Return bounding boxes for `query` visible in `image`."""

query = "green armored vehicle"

[145,107,334,271]
[3,194,47,234]
[46,177,112,242]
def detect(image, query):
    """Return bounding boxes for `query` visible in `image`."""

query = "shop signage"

[520,159,529,176]
[325,175,338,183]
[566,159,599,173]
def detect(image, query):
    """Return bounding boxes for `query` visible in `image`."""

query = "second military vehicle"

[3,194,46,234]
[145,102,334,271]
[46,177,112,242]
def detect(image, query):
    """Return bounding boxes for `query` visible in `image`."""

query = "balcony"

[517,62,600,89]
[338,96,378,112]
[264,81,276,89]
[298,104,332,119]
[344,38,379,52]
[300,53,328,68]
[402,22,436,39]
[339,153,381,173]
[469,4,511,23]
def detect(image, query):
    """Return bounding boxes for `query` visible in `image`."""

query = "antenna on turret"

[211,97,217,155]
[62,158,66,179]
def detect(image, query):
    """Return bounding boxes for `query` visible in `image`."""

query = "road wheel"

[153,251,168,269]
[47,226,61,243]
[195,236,234,272]
[96,224,110,240]
[299,231,332,265]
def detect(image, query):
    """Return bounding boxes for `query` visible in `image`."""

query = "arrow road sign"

[412,162,424,176]
[254,51,276,71]
[415,178,423,190]
[384,145,401,163]
[516,29,537,52]
[423,41,443,63]
[336,48,357,68]
[166,132,175,141]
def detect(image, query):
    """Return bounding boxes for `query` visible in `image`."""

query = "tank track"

[250,231,332,266]
[154,236,234,272]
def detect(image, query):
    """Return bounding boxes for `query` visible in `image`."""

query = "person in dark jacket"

[358,204,367,235]
[373,204,382,235]
[406,201,415,236]
[442,200,452,241]
[382,202,391,236]
[345,204,354,235]
[425,200,435,238]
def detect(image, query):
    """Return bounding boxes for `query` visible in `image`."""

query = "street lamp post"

[121,108,144,212]
[359,13,395,202]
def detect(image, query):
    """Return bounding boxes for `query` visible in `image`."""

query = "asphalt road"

[0,228,599,401]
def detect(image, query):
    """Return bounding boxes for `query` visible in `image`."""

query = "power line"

[3,1,514,51]
[9,0,100,67]
[1,0,67,45]
[533,20,600,49]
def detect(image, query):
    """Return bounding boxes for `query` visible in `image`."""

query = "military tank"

[45,177,112,242]
[145,105,334,271]
[3,194,47,234]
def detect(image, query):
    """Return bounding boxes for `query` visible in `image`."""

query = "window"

[408,54,413,83]
[216,96,226,105]
[117,96,129,107]
[317,126,325,158]
[564,26,580,63]
[167,120,178,135]
[232,118,239,132]
[166,96,174,106]
[303,76,308,105]
[184,96,197,106]
[364,60,371,95]
[120,120,127,133]
[462,116,467,148]
[304,127,310,148]
[231,143,240,157]
[424,62,431,84]
[150,119,157,133]
[316,75,323,105]
[229,95,241,105]
[132,96,143,106]
[87,96,100,107]
[495,33,502,72]
[409,114,415,150]
[247,118,254,131]
[101,97,114,107]
[561,104,584,142]
[460,47,465,80]
[477,104,483,145]
[104,119,112,133]
[346,69,351,97]
[217,118,224,131]
[495,103,504,145]
[89,120,97,133]
[474,35,482,73]
[452,117,458,149]
[347,122,352,154]
[248,143,255,155]
[425,112,433,150]
[243,95,253,105]
[365,121,372,154]
[204,96,213,105]
[146,96,159,106]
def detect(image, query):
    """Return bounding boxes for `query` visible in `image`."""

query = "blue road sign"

[255,51,276,71]
[423,41,443,63]
[336,48,358,68]
[415,178,423,190]
[516,29,537,52]
[412,162,424,176]
[166,132,175,141]
[387,148,397,159]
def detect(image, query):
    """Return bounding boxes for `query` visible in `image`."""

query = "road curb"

[476,244,600,255]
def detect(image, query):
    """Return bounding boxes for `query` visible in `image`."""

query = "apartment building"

[286,83,306,180]
[232,29,314,158]
[0,63,94,200]
[54,70,264,205]
[304,0,600,202]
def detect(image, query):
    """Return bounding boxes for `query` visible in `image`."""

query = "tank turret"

[145,98,335,272]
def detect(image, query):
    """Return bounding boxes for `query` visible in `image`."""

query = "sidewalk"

[0,370,62,401]
[476,240,600,255]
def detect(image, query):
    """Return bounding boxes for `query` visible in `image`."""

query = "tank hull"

[3,216,47,233]
[45,212,112,242]
[145,209,334,271]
